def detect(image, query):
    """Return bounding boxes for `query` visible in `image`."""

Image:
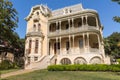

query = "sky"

[10,0,120,38]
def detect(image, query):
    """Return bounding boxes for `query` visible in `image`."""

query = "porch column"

[47,39,50,55]
[31,39,34,54]
[87,33,89,52]
[59,37,61,55]
[69,35,71,54]
[72,35,75,53]
[47,23,50,35]
[56,37,58,55]
[82,16,84,26]
[56,21,58,31]
[72,18,74,29]
[96,17,99,28]
[59,21,61,33]
[83,33,85,52]
[85,16,88,26]
[68,19,70,31]
[97,34,101,51]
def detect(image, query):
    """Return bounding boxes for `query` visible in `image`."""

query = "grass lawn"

[0,69,20,74]
[2,70,120,80]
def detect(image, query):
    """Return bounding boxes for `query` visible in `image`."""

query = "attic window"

[64,8,71,14]
[37,12,39,15]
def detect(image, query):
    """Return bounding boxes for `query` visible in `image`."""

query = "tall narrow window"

[38,23,41,31]
[28,40,32,54]
[35,40,39,53]
[66,41,69,50]
[79,39,83,48]
[33,24,36,31]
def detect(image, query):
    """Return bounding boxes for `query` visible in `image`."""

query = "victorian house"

[24,4,110,69]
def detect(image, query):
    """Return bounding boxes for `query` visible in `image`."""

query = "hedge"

[47,64,120,72]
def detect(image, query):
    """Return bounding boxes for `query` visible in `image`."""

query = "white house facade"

[24,4,110,69]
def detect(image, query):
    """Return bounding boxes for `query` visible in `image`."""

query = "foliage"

[47,64,120,72]
[117,59,120,64]
[0,0,25,68]
[111,0,120,23]
[112,0,120,4]
[0,60,18,70]
[104,32,120,58]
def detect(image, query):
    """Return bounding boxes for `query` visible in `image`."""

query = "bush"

[0,60,18,70]
[117,59,120,64]
[47,64,120,72]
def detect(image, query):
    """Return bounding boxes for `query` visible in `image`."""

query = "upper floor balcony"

[48,25,100,37]
[48,15,102,37]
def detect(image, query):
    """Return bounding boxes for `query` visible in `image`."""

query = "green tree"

[111,0,120,23]
[0,0,25,67]
[104,32,120,58]
[0,0,18,47]
[0,0,18,50]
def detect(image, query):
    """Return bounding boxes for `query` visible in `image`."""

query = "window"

[66,41,69,50]
[35,40,39,53]
[61,58,71,65]
[37,12,39,15]
[33,24,36,31]
[28,57,30,64]
[38,23,41,31]
[34,57,38,61]
[79,39,83,48]
[28,40,32,54]
[74,57,87,64]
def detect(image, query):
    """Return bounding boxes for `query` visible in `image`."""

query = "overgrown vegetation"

[0,60,18,70]
[47,64,120,72]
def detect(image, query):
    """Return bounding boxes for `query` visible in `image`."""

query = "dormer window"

[36,12,39,15]
[63,8,71,14]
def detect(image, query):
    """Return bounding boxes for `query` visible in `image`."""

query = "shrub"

[47,64,120,72]
[0,60,18,70]
[117,59,120,64]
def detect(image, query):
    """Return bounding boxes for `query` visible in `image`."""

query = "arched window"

[28,40,32,54]
[33,24,36,31]
[38,23,41,31]
[61,58,71,65]
[35,39,39,53]
[74,57,87,64]
[90,57,102,64]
